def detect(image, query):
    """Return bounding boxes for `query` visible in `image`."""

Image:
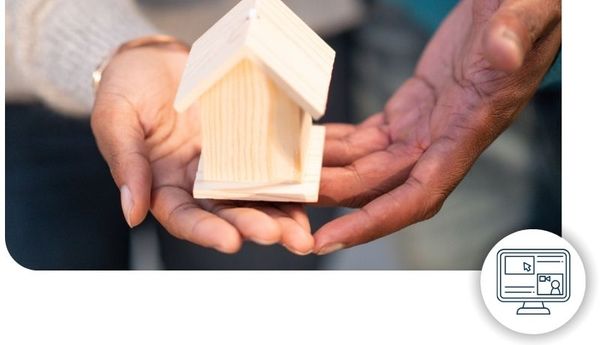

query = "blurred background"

[6,0,561,270]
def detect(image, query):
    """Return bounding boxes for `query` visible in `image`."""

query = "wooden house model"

[174,0,335,202]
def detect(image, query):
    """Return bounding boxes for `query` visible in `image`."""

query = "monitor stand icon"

[517,302,550,315]
[497,249,570,315]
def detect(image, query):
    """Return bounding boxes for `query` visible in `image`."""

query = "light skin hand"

[91,45,314,255]
[314,0,561,255]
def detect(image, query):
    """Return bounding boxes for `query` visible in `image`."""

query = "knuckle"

[550,1,562,21]
[90,107,107,136]
[405,175,449,222]
[421,193,446,221]
[341,194,369,209]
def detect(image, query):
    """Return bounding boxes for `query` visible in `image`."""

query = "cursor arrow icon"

[523,262,531,272]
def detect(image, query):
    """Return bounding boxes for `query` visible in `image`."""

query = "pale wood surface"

[173,0,256,113]
[245,0,335,118]
[194,125,325,202]
[198,59,306,183]
[175,0,334,202]
[174,0,335,119]
[298,109,313,175]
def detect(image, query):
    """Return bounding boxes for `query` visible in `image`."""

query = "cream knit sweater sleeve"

[6,0,159,116]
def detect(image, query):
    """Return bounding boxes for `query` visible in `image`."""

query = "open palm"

[92,46,313,255]
[314,0,561,254]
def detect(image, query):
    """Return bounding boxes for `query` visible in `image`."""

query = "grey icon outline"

[496,249,571,315]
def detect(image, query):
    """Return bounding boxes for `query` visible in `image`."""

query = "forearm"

[6,0,159,116]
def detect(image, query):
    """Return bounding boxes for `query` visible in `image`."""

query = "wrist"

[92,35,190,93]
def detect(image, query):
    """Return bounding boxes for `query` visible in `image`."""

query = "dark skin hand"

[314,0,561,255]
[91,0,560,256]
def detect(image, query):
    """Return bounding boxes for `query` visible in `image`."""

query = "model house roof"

[173,0,336,120]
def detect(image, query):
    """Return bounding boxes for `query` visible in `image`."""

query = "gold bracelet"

[92,34,190,93]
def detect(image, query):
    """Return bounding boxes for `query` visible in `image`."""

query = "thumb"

[483,0,561,72]
[91,94,152,228]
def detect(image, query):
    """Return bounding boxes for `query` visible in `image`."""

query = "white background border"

[1,1,598,344]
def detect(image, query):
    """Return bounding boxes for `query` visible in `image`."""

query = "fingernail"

[501,28,522,53]
[316,243,344,256]
[120,185,134,228]
[214,244,231,254]
[283,244,313,256]
[249,237,277,246]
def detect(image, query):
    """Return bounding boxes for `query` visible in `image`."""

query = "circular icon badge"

[480,229,586,334]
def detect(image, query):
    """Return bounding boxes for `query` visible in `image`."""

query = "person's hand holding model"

[91,42,314,255]
[314,0,561,255]
[91,0,561,256]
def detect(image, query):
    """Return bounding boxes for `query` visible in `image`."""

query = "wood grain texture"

[194,125,325,202]
[246,0,336,118]
[198,59,306,183]
[174,0,335,202]
[174,0,335,120]
[173,0,257,113]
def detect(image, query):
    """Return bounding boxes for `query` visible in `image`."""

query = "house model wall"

[197,58,312,184]
[174,0,335,202]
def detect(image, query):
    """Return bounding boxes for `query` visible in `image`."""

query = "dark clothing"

[5,104,324,269]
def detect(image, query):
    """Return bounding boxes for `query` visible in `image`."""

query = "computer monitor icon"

[497,249,570,315]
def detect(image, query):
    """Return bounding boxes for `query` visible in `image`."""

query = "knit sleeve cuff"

[10,0,160,115]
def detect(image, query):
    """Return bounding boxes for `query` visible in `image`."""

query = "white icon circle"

[480,229,586,335]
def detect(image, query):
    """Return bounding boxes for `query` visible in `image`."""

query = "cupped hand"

[91,45,313,255]
[314,0,561,255]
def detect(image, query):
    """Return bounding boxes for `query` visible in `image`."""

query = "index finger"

[314,133,484,254]
[151,185,243,253]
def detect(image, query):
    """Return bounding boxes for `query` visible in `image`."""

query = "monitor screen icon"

[504,255,534,275]
[497,249,570,315]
